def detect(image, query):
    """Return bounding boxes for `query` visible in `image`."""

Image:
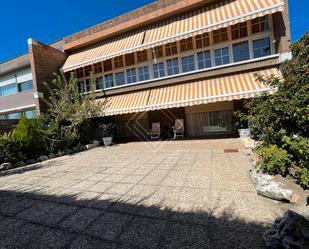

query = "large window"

[94,62,103,74]
[138,66,149,81]
[76,68,84,78]
[197,50,212,69]
[180,37,194,52]
[85,79,91,92]
[7,112,21,119]
[167,58,179,76]
[153,62,165,78]
[213,28,228,44]
[251,16,269,34]
[214,47,230,66]
[84,65,92,77]
[0,83,17,97]
[24,110,37,119]
[152,46,164,59]
[104,74,114,88]
[103,59,113,72]
[77,81,84,93]
[126,68,137,84]
[253,37,271,58]
[137,50,148,63]
[181,55,195,73]
[232,41,250,62]
[114,55,124,69]
[165,42,178,57]
[231,22,248,40]
[125,53,135,66]
[196,33,210,49]
[18,81,33,92]
[115,72,125,86]
[96,77,104,90]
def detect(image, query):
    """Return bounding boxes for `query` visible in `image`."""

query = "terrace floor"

[0,138,287,249]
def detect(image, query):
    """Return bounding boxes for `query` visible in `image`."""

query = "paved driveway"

[0,139,285,249]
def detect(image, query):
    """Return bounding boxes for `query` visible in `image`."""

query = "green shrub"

[256,145,292,175]
[297,167,309,189]
[14,116,43,158]
[0,132,25,164]
[78,120,95,145]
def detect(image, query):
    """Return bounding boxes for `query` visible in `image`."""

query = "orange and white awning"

[63,0,284,72]
[143,0,284,47]
[101,89,150,116]
[63,30,145,72]
[101,68,280,116]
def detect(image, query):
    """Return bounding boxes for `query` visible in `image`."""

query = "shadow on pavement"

[0,187,269,249]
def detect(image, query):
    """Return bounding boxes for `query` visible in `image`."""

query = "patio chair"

[172,119,184,139]
[149,122,160,140]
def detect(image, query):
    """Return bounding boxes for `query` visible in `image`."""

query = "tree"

[39,70,104,152]
[243,32,309,187]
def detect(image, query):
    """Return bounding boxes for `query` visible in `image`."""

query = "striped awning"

[101,89,150,116]
[101,68,280,116]
[63,0,284,72]
[63,30,145,72]
[143,0,284,47]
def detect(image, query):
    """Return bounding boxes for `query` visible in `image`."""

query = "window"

[84,65,92,77]
[214,47,230,66]
[7,112,21,119]
[126,68,137,84]
[103,59,113,72]
[165,42,178,56]
[180,37,193,52]
[152,46,163,59]
[213,28,228,44]
[231,22,248,40]
[18,81,33,92]
[196,33,210,49]
[167,58,179,76]
[253,37,271,58]
[138,66,149,81]
[0,83,17,97]
[125,53,135,66]
[76,68,84,78]
[181,55,195,73]
[24,110,36,119]
[85,79,91,92]
[153,62,165,78]
[77,81,84,93]
[94,62,103,73]
[137,50,148,63]
[115,72,125,86]
[232,41,250,62]
[96,77,103,90]
[251,16,269,34]
[104,74,114,88]
[197,50,212,69]
[114,56,124,69]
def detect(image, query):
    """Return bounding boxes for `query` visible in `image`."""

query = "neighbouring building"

[0,40,66,131]
[61,0,291,140]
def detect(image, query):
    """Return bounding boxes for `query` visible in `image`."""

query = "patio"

[0,139,286,249]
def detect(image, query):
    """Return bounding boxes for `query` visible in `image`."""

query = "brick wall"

[273,0,291,54]
[28,39,67,113]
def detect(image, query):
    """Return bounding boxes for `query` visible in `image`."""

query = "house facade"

[61,0,291,140]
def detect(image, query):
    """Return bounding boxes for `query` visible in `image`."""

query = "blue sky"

[0,0,307,62]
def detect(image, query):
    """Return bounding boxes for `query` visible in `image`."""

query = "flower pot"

[103,137,113,146]
[238,128,251,138]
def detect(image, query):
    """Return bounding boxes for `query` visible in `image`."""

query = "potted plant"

[100,122,115,146]
[234,111,250,137]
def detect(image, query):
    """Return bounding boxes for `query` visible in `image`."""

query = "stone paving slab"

[0,138,287,249]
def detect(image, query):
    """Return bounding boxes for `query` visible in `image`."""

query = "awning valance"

[63,0,284,72]
[100,68,280,116]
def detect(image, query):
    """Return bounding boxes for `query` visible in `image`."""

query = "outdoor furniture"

[149,122,160,140]
[172,119,184,139]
